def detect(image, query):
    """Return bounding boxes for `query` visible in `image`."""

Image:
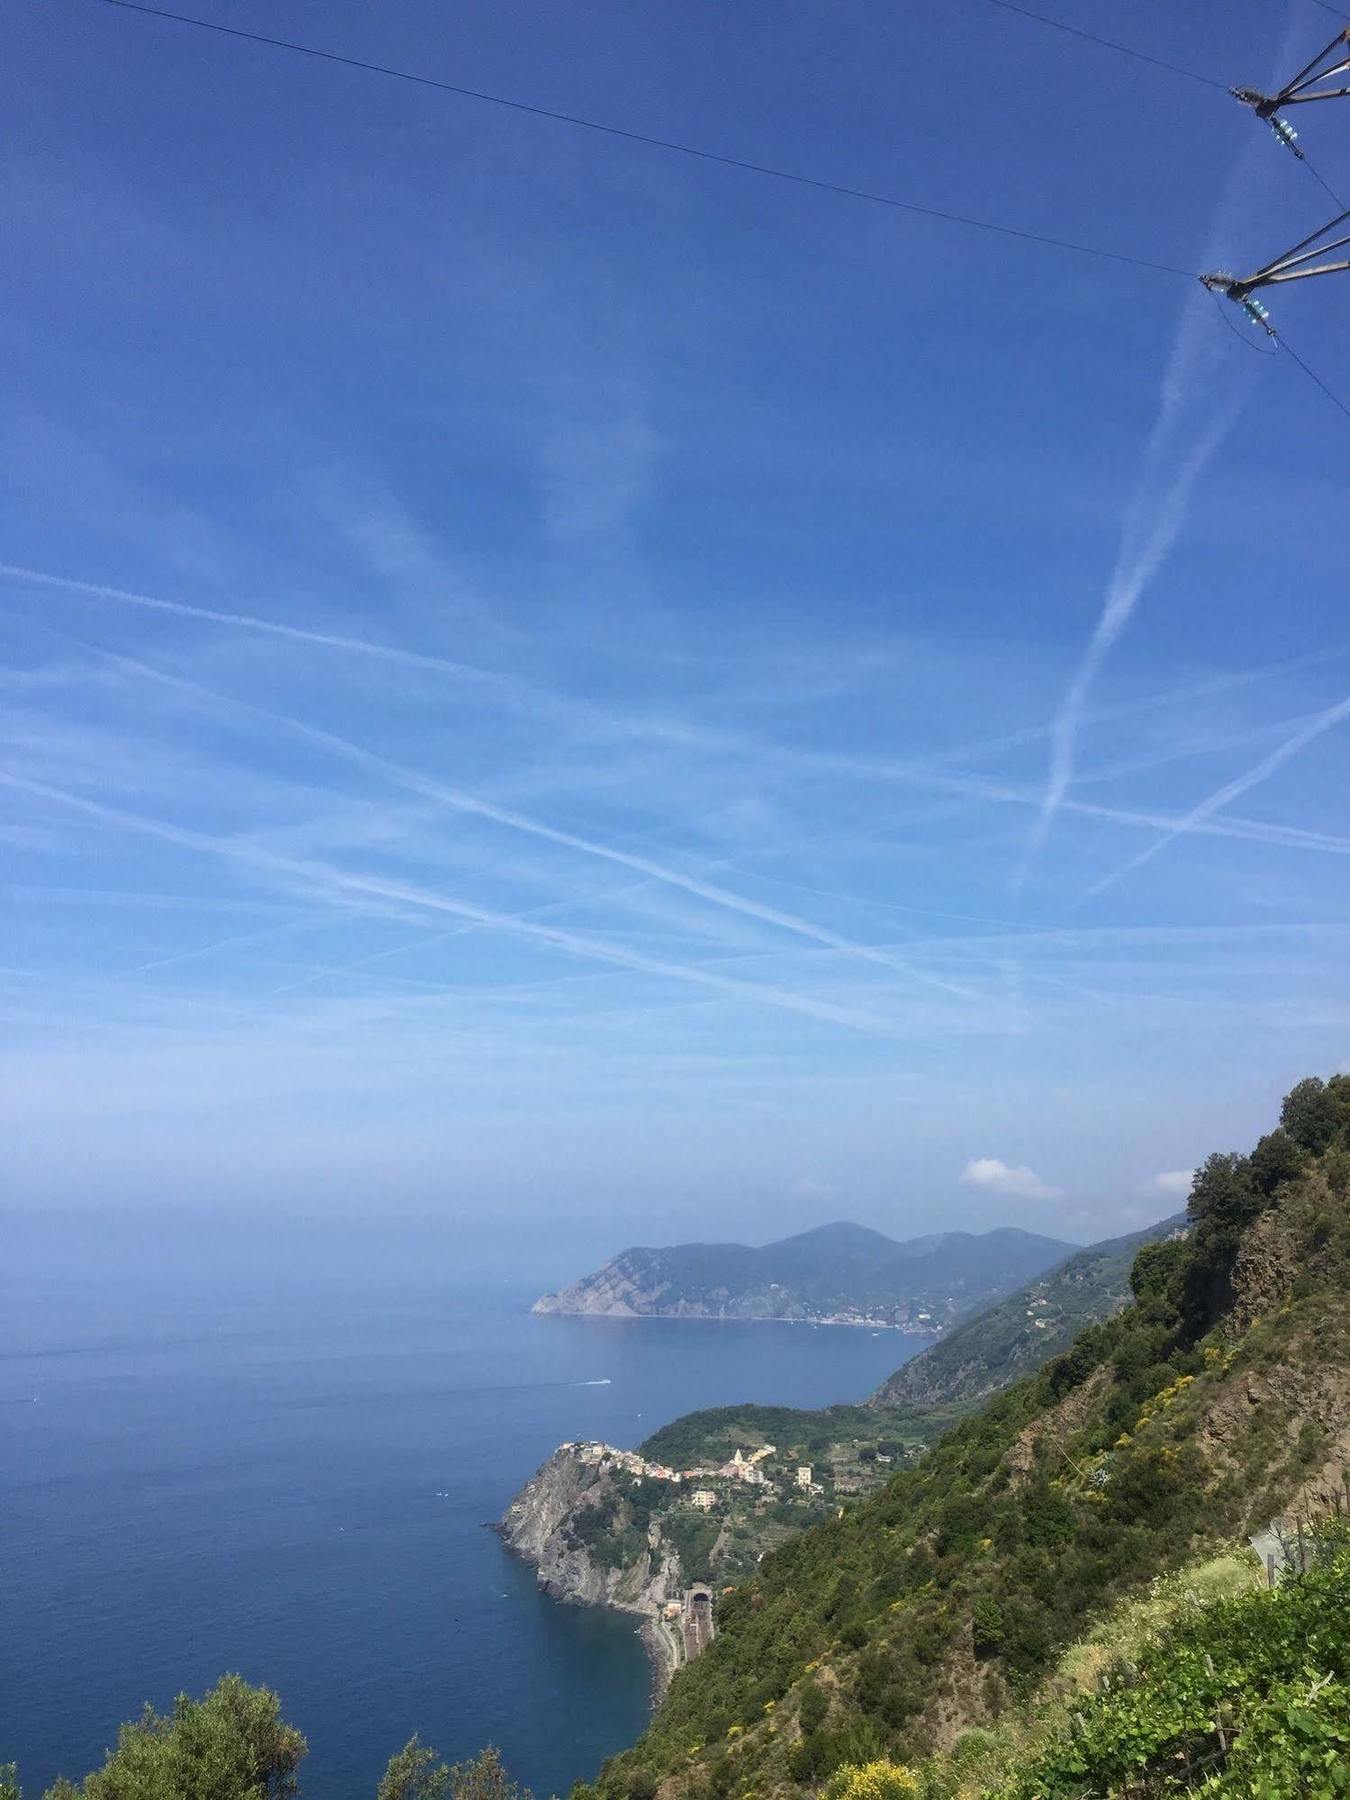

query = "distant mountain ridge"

[532,1219,1078,1327]
[868,1210,1187,1409]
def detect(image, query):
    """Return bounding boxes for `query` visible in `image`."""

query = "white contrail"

[12,559,1343,783]
[61,636,982,1002]
[0,564,505,682]
[633,714,1350,857]
[1022,72,1289,880]
[1027,301,1245,868]
[0,771,898,1035]
[13,567,1349,867]
[1076,692,1350,903]
[0,562,603,734]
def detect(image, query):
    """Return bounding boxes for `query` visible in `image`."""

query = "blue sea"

[1,1273,931,1799]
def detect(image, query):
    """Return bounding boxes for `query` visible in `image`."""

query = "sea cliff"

[497,1444,686,1692]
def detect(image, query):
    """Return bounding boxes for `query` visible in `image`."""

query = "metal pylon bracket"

[1233,28,1350,156]
[1202,209,1350,331]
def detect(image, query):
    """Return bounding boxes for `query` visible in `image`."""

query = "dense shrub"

[996,1536,1350,1799]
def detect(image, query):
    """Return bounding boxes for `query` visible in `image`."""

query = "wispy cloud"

[1077,692,1350,904]
[0,563,551,715]
[63,635,985,1004]
[1020,91,1288,882]
[960,1156,1061,1200]
[539,398,662,545]
[0,770,901,1036]
[1138,1169,1193,1199]
[13,565,1350,865]
[1026,296,1245,873]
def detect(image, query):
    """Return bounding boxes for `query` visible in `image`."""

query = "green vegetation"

[5,1692,522,1800]
[992,1536,1350,1798]
[664,1509,724,1584]
[615,1216,1186,1604]
[825,1528,1350,1798]
[870,1214,1185,1412]
[11,1077,1350,1800]
[591,1074,1350,1800]
[537,1223,1076,1328]
[377,1745,529,1800]
[34,1676,305,1800]
[639,1405,939,1473]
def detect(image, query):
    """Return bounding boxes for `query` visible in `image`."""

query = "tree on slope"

[38,1675,305,1800]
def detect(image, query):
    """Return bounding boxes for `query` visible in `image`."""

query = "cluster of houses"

[562,1439,822,1505]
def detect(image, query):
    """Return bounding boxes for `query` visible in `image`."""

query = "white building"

[689,1489,716,1511]
[795,1465,813,1488]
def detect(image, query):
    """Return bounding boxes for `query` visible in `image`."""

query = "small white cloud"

[960,1157,1060,1200]
[791,1177,837,1202]
[1138,1169,1193,1199]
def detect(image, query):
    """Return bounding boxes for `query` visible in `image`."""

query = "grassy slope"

[591,1077,1350,1800]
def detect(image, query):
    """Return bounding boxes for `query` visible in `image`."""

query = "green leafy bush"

[995,1536,1350,1799]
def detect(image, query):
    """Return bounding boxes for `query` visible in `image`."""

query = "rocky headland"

[496,1443,689,1693]
[532,1220,1076,1327]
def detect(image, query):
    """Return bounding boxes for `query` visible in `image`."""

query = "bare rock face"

[532,1257,674,1319]
[497,1445,679,1618]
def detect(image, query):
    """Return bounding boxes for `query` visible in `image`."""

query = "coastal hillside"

[500,1216,1184,1672]
[868,1211,1187,1411]
[497,1406,941,1695]
[586,1074,1350,1800]
[14,1531,1350,1797]
[533,1222,1075,1327]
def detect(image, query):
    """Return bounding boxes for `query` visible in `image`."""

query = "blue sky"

[3,0,1348,1265]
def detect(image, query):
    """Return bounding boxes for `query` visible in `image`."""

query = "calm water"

[1,1276,930,1798]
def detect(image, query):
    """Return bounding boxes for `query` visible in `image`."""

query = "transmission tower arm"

[1202,210,1350,330]
[1233,29,1350,156]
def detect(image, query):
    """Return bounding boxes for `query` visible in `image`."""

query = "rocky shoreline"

[495,1444,685,1695]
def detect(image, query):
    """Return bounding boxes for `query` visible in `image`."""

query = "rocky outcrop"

[497,1445,685,1692]
[532,1255,711,1320]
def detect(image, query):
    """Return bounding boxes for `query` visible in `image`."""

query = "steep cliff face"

[532,1253,705,1320]
[498,1446,679,1614]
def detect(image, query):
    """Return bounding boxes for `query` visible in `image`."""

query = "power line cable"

[980,2,1350,219]
[1209,290,1278,356]
[1278,332,1350,422]
[1300,148,1348,210]
[83,0,1350,427]
[978,0,1227,90]
[89,0,1199,279]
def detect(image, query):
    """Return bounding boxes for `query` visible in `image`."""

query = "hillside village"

[560,1438,823,1498]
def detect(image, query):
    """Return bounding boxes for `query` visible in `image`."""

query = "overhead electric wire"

[90,0,1198,280]
[1209,290,1278,356]
[978,0,1227,91]
[1300,147,1348,211]
[977,2,1350,257]
[85,0,1350,427]
[1278,333,1350,422]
